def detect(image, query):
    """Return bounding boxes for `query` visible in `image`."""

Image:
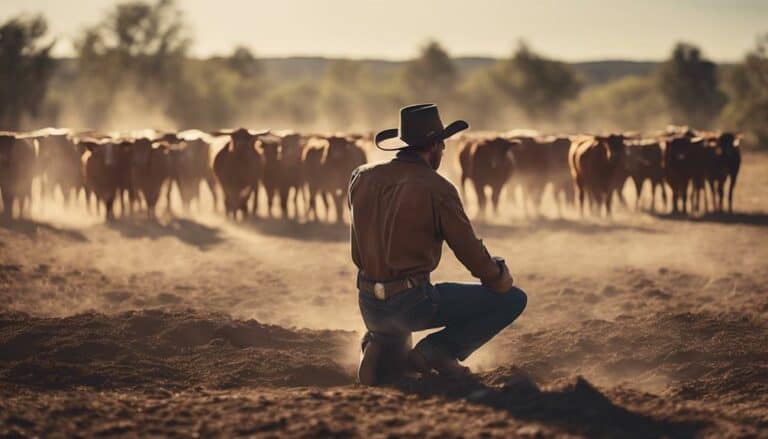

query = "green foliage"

[398,41,458,103]
[565,75,670,133]
[490,41,582,121]
[721,34,768,148]
[657,42,726,128]
[70,0,190,128]
[0,14,55,129]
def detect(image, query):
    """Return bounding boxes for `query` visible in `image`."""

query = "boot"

[412,345,471,378]
[357,338,384,386]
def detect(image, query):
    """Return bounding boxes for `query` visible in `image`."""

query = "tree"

[721,34,768,147]
[73,0,190,128]
[564,75,672,133]
[490,41,581,122]
[0,14,55,129]
[657,42,726,128]
[399,41,458,103]
[78,0,189,80]
[228,45,263,79]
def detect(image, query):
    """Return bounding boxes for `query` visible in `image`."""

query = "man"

[349,104,527,385]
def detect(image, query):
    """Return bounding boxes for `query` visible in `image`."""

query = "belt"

[357,272,431,301]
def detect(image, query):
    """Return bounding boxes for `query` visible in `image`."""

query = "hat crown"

[399,104,444,145]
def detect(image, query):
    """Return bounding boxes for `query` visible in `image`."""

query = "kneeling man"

[349,104,527,385]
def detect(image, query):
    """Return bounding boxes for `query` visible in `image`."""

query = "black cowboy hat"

[375,103,468,151]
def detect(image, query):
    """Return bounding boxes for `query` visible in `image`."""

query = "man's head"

[375,104,467,161]
[406,139,446,170]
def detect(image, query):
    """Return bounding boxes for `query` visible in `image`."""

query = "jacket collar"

[393,150,431,168]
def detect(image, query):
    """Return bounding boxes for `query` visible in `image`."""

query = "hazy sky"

[1,0,766,61]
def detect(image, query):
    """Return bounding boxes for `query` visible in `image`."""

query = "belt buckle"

[373,282,386,300]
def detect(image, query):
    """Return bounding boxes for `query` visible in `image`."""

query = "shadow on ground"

[475,217,661,238]
[0,218,88,242]
[107,218,224,250]
[394,368,707,439]
[651,211,768,227]
[238,217,349,242]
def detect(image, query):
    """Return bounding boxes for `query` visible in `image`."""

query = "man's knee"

[501,287,527,316]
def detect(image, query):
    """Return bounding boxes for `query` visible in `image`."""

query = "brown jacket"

[348,151,499,282]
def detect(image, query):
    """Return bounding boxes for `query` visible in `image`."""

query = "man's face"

[428,140,445,170]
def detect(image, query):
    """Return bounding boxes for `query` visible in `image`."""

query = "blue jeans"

[358,282,527,361]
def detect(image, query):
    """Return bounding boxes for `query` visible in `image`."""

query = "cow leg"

[306,184,318,221]
[205,176,218,213]
[334,191,345,224]
[324,191,335,222]
[105,196,116,222]
[165,180,174,216]
[251,184,260,217]
[279,186,290,219]
[264,186,275,218]
[703,181,711,213]
[2,194,14,219]
[576,184,585,217]
[490,185,502,218]
[118,190,126,216]
[670,186,678,214]
[316,189,328,222]
[716,178,724,212]
[632,178,643,210]
[727,174,737,214]
[473,183,487,220]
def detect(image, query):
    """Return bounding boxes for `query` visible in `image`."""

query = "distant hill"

[257,57,660,86]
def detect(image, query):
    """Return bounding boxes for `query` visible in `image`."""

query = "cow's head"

[212,128,270,154]
[718,132,736,149]
[325,136,350,161]
[259,139,280,162]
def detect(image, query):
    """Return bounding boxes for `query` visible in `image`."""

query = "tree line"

[1,0,766,147]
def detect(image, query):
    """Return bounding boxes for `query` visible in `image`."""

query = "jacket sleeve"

[437,188,501,281]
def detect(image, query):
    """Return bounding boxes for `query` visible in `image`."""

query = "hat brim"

[374,120,469,151]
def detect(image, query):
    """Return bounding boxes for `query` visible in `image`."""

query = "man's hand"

[482,257,515,293]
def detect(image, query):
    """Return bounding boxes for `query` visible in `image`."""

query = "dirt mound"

[491,310,768,425]
[0,309,358,390]
[0,376,726,438]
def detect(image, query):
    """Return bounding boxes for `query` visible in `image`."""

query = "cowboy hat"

[375,103,468,151]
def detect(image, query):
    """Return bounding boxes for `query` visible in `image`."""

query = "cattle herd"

[0,125,741,223]
[457,125,741,217]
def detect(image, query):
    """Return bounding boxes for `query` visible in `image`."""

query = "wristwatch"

[491,256,506,279]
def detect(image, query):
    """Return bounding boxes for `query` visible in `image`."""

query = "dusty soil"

[1,152,767,438]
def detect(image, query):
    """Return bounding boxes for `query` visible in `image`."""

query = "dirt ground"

[1,151,767,438]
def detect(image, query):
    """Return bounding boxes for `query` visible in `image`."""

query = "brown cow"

[701,132,741,213]
[212,128,266,219]
[81,139,128,221]
[130,137,171,218]
[458,137,516,218]
[663,135,707,215]
[262,133,305,220]
[166,131,218,213]
[506,136,549,216]
[0,132,36,219]
[569,134,627,216]
[544,137,574,215]
[303,135,367,223]
[625,139,667,211]
[29,128,86,207]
